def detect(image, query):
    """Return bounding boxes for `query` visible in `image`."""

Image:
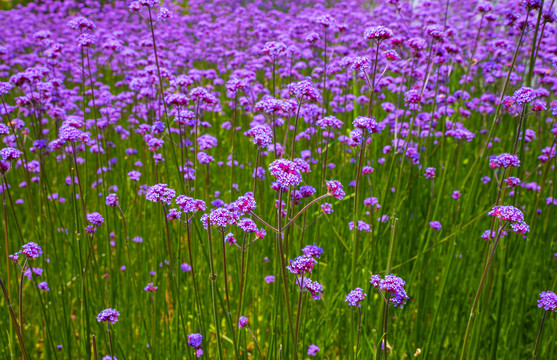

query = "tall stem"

[207,225,224,360]
[532,310,547,359]
[0,276,28,359]
[460,222,508,360]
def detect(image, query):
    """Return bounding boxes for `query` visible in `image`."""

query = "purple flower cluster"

[537,291,557,312]
[97,308,120,324]
[345,287,367,307]
[370,274,410,308]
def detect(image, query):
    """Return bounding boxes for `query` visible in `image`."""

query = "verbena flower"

[537,291,557,311]
[345,287,367,307]
[97,308,120,324]
[287,255,317,275]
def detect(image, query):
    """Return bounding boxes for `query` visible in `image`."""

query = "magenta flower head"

[87,212,104,226]
[287,255,317,275]
[308,344,320,356]
[345,287,367,307]
[188,333,203,350]
[145,184,176,205]
[489,153,520,168]
[166,208,182,221]
[316,14,335,27]
[21,242,43,259]
[38,282,49,291]
[353,116,380,134]
[201,208,239,229]
[451,190,461,200]
[175,196,206,213]
[181,263,192,272]
[302,243,324,259]
[321,203,333,214]
[144,282,158,292]
[238,316,248,328]
[429,221,442,231]
[105,193,119,207]
[488,205,525,223]
[316,115,343,129]
[372,274,410,308]
[287,79,322,103]
[538,291,557,311]
[97,308,120,324]
[303,280,324,300]
[0,147,23,161]
[269,159,303,187]
[424,167,436,179]
[326,180,345,200]
[232,193,257,215]
[245,125,273,148]
[262,41,287,59]
[363,26,394,43]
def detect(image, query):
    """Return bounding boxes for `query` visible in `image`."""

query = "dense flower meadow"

[1,0,557,358]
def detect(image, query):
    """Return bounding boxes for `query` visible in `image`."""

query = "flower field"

[0,0,557,359]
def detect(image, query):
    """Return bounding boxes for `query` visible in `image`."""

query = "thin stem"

[0,276,28,360]
[460,222,508,360]
[247,327,264,359]
[532,310,547,359]
[207,224,224,360]
[107,323,115,360]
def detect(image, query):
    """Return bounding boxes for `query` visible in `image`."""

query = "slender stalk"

[0,276,28,360]
[107,323,115,360]
[207,224,224,360]
[532,310,547,359]
[247,327,264,359]
[355,308,362,360]
[276,190,296,359]
[460,222,508,360]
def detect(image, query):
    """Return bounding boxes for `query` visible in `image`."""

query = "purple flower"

[489,153,520,168]
[488,205,525,223]
[452,190,461,200]
[321,203,333,214]
[302,244,324,259]
[187,333,203,350]
[353,116,380,134]
[145,184,176,205]
[21,242,43,259]
[316,116,343,129]
[87,212,104,226]
[0,147,23,161]
[424,167,436,179]
[504,177,521,188]
[128,170,141,181]
[176,196,206,213]
[166,208,182,221]
[372,274,410,308]
[345,287,367,307]
[264,275,275,284]
[326,180,345,200]
[144,283,158,292]
[349,220,371,232]
[363,26,394,42]
[429,221,442,231]
[537,291,557,311]
[38,282,49,291]
[238,316,248,328]
[181,263,192,272]
[287,255,317,275]
[269,159,303,187]
[308,344,320,356]
[245,125,273,148]
[287,79,322,103]
[97,308,120,324]
[106,193,119,207]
